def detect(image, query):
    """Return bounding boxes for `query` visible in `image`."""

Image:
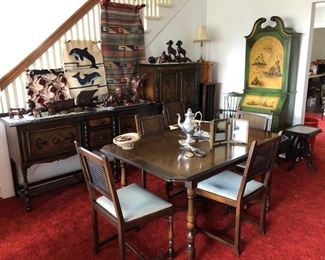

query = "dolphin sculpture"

[69,47,98,69]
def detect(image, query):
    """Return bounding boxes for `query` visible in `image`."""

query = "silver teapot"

[177,108,202,146]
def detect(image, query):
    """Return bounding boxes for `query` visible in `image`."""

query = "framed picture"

[209,119,229,147]
[231,119,249,144]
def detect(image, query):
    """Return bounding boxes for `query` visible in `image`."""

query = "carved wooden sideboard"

[1,103,154,211]
[139,63,200,111]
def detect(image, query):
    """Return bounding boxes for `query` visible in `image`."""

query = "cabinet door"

[159,71,179,103]
[180,69,198,110]
[21,121,82,164]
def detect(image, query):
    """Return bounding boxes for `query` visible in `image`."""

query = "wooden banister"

[0,0,100,91]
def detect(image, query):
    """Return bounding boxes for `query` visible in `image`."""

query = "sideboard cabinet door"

[139,63,200,111]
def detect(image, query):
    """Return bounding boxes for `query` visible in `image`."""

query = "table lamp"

[193,25,210,62]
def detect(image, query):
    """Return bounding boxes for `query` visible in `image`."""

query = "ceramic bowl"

[113,132,140,150]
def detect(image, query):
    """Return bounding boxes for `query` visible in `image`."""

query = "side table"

[285,125,322,174]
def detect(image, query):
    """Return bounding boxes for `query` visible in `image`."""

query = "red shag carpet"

[1,113,325,260]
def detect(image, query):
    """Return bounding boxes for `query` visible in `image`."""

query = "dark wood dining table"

[100,129,279,259]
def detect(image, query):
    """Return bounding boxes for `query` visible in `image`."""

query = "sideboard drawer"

[88,116,112,128]
[89,128,112,149]
[25,124,81,161]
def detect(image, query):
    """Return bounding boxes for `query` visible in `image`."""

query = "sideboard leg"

[22,168,32,212]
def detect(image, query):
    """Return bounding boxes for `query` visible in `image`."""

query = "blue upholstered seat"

[97,183,172,222]
[197,170,263,200]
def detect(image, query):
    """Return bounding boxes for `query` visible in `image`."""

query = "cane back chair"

[74,141,174,259]
[196,135,281,255]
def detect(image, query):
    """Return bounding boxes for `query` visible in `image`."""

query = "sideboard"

[1,102,154,211]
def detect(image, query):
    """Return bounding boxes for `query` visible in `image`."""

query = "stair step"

[156,3,173,8]
[145,16,162,21]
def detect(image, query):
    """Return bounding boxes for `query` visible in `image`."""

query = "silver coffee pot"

[177,108,202,146]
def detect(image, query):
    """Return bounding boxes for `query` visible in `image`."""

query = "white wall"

[206,0,314,125]
[0,122,14,198]
[144,0,207,63]
[311,28,325,61]
[314,2,325,28]
[0,0,86,78]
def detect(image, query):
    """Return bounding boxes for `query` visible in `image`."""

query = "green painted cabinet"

[240,16,301,131]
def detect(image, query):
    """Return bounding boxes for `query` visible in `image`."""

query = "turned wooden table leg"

[185,182,196,259]
[120,161,127,187]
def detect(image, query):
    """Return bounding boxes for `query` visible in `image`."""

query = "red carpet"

[1,113,325,259]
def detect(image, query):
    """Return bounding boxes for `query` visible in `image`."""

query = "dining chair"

[135,114,183,199]
[74,141,174,259]
[196,136,281,256]
[162,101,186,126]
[135,113,167,189]
[236,110,273,131]
[216,92,243,119]
[135,113,169,137]
[235,110,274,173]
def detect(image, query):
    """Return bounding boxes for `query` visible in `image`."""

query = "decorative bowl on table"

[113,132,140,150]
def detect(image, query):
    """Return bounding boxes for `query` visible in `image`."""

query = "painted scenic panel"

[248,36,284,90]
[242,94,280,110]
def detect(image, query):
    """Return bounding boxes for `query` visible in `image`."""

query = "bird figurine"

[175,40,192,62]
[166,40,177,61]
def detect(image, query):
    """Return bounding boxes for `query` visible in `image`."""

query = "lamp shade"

[194,26,209,42]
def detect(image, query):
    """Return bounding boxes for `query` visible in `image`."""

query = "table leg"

[303,137,317,174]
[287,136,300,171]
[185,182,196,259]
[287,135,317,174]
[120,161,127,187]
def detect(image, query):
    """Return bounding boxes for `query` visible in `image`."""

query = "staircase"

[0,0,180,114]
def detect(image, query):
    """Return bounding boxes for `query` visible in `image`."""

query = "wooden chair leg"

[234,206,242,256]
[259,193,267,235]
[92,209,100,254]
[118,229,126,260]
[141,170,146,188]
[266,187,271,212]
[165,182,171,200]
[168,213,174,259]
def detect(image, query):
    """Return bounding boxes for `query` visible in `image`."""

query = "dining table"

[100,128,279,259]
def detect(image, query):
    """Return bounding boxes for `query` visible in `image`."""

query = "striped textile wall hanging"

[100,1,145,98]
